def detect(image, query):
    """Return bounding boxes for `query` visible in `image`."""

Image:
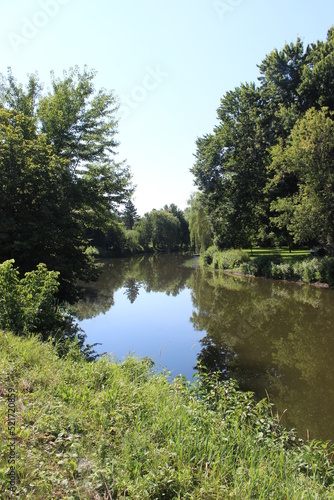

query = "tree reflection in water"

[190,269,334,441]
[123,278,142,303]
[74,255,334,442]
[73,254,193,320]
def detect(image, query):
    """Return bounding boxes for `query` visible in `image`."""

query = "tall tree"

[270,107,334,253]
[187,193,213,253]
[122,200,139,230]
[0,68,133,299]
[149,210,181,250]
[298,27,334,111]
[163,204,190,248]
[191,28,334,250]
[192,84,270,248]
[257,39,306,112]
[37,67,119,165]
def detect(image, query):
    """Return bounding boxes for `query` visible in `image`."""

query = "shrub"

[252,255,282,278]
[213,249,250,270]
[201,245,218,266]
[240,261,257,275]
[319,257,334,286]
[270,262,294,280]
[293,258,322,283]
[201,247,250,270]
[0,260,95,359]
[0,259,21,332]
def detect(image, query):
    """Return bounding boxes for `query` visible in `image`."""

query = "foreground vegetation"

[201,247,334,286]
[0,243,333,497]
[0,330,333,499]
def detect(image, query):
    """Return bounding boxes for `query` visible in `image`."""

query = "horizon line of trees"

[89,201,191,256]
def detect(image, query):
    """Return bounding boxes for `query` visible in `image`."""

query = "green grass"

[244,247,310,262]
[201,246,334,285]
[0,331,333,499]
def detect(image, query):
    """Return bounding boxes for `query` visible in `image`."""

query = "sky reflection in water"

[79,285,202,380]
[76,254,334,442]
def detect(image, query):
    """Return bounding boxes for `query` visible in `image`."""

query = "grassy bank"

[201,246,334,286]
[0,331,333,498]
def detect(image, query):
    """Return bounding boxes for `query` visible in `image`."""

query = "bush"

[270,262,294,280]
[0,260,60,335]
[0,260,95,359]
[201,245,218,266]
[252,255,282,278]
[319,257,334,286]
[293,258,322,283]
[213,249,250,270]
[201,247,250,270]
[240,261,257,275]
[201,248,334,286]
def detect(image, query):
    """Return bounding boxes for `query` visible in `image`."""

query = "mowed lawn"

[244,247,311,261]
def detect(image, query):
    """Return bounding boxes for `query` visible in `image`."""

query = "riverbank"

[1,330,333,499]
[200,246,334,287]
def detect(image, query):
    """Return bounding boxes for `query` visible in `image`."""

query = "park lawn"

[244,247,310,261]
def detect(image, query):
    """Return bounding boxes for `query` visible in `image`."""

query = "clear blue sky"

[2,0,334,214]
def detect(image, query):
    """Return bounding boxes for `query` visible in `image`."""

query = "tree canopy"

[191,27,334,254]
[0,67,133,299]
[134,205,189,251]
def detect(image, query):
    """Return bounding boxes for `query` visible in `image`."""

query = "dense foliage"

[0,67,133,299]
[191,28,334,254]
[133,204,190,252]
[86,203,190,256]
[201,246,334,285]
[187,193,213,253]
[0,259,96,359]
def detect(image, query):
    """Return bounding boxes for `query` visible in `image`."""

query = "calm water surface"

[75,254,334,442]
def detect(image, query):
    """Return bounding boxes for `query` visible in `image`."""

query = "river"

[74,253,334,442]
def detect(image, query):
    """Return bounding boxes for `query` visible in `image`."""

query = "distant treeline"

[88,202,190,257]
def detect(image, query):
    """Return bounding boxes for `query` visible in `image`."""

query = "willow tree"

[187,193,213,253]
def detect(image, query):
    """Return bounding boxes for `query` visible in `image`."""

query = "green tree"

[270,108,334,252]
[150,210,181,250]
[37,67,118,165]
[298,27,334,111]
[191,29,334,250]
[192,84,270,249]
[257,39,306,112]
[135,215,153,250]
[0,68,133,299]
[123,199,139,230]
[187,193,213,253]
[135,208,186,251]
[163,204,190,248]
